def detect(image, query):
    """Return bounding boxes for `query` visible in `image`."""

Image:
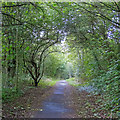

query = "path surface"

[33,80,75,118]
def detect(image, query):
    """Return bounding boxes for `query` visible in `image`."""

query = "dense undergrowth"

[66,66,119,117]
[91,64,119,115]
[2,77,58,103]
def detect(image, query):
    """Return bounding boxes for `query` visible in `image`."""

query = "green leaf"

[6,48,9,52]
[25,46,30,51]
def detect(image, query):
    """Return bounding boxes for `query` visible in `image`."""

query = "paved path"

[33,80,75,118]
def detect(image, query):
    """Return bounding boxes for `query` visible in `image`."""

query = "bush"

[2,87,24,102]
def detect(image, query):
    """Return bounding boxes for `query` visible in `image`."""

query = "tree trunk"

[15,28,19,92]
[34,80,38,87]
[15,7,19,92]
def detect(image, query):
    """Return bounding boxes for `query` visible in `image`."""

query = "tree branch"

[2,12,33,30]
[31,40,51,60]
[23,55,36,80]
[2,23,23,27]
[99,2,119,12]
[37,50,61,83]
[29,2,45,14]
[2,3,29,8]
[76,3,120,29]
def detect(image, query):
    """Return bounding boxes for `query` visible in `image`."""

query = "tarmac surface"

[34,80,74,118]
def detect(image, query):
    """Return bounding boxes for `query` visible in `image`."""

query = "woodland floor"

[2,80,115,119]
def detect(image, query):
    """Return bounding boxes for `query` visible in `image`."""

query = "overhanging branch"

[37,50,62,83]
[76,3,120,29]
[2,3,29,8]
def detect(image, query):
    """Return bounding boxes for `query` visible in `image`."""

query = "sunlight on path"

[33,80,74,118]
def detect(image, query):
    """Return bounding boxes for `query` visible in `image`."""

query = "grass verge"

[38,78,58,88]
[66,77,89,87]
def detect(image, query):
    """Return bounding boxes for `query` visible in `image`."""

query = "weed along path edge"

[32,80,76,118]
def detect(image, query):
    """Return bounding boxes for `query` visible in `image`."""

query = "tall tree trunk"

[15,7,19,92]
[7,37,11,79]
[15,29,19,92]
